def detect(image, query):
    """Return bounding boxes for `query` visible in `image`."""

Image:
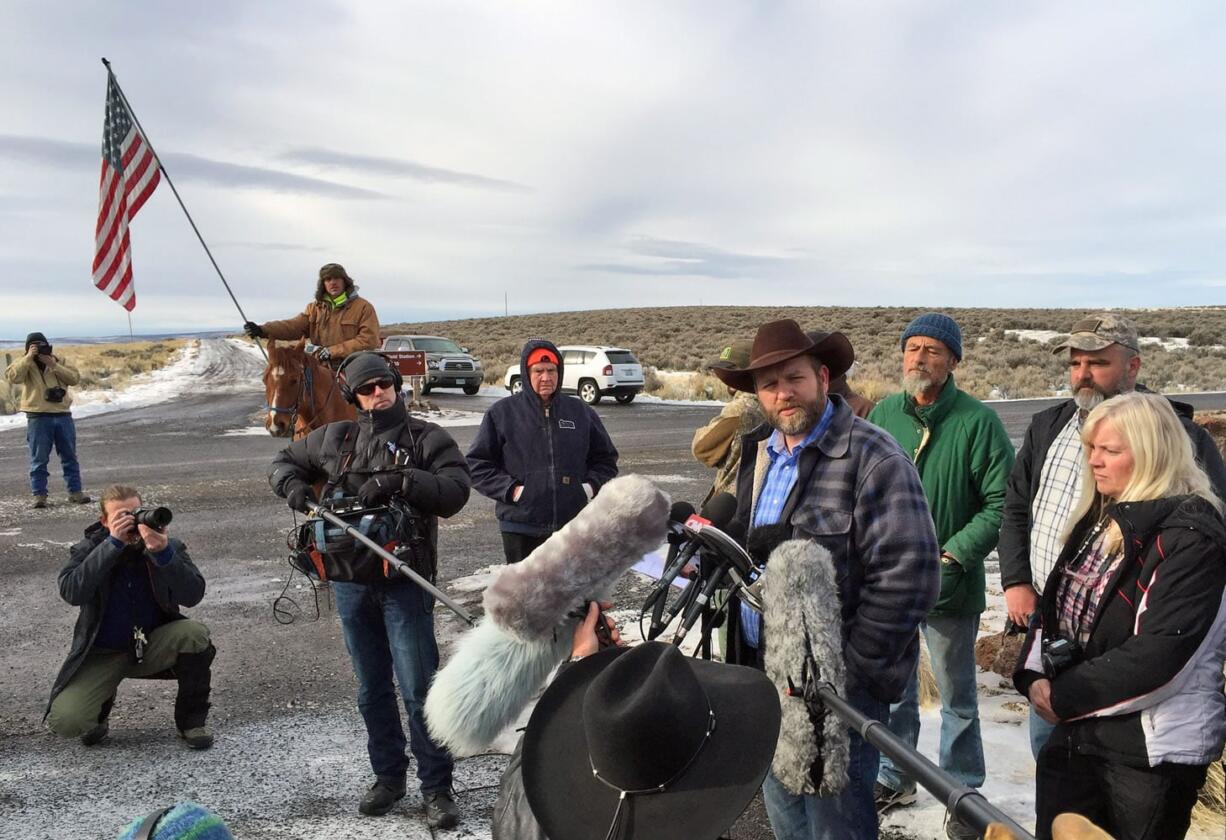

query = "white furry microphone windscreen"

[762,539,850,797]
[425,474,670,756]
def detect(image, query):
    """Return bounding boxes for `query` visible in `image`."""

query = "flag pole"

[99,58,266,361]
[126,311,134,341]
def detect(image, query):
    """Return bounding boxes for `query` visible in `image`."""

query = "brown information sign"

[384,350,427,377]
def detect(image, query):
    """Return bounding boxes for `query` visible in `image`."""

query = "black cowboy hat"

[712,319,854,393]
[522,643,780,840]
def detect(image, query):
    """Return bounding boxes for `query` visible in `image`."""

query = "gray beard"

[902,371,942,400]
[1074,388,1105,412]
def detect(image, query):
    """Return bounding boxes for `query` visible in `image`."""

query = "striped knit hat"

[117,802,233,840]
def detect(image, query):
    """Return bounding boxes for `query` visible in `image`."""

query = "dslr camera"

[44,386,67,403]
[35,341,53,356]
[133,506,173,531]
[1041,634,1082,677]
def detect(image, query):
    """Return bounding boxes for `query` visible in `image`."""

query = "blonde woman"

[1013,392,1226,840]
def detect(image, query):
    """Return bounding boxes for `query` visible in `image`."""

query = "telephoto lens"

[133,506,173,530]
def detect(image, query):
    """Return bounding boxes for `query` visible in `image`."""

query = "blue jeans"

[333,580,453,794]
[26,413,82,495]
[878,613,985,791]
[1029,705,1056,760]
[762,689,888,840]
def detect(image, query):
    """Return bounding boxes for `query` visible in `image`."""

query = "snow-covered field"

[1005,328,1225,353]
[0,338,267,430]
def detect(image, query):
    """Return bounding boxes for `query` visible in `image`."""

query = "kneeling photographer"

[267,351,471,829]
[45,485,215,749]
[4,331,91,508]
[1013,392,1226,840]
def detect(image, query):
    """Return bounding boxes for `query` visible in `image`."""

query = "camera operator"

[4,331,90,508]
[1013,392,1226,840]
[268,351,471,829]
[45,485,215,749]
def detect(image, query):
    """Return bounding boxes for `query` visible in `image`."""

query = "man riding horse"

[245,263,381,368]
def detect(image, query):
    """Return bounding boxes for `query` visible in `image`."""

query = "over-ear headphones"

[336,352,403,405]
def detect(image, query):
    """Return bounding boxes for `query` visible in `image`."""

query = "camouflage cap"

[1052,313,1139,354]
[707,338,753,371]
[319,262,352,282]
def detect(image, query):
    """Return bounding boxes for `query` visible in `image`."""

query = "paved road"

[2,357,1223,837]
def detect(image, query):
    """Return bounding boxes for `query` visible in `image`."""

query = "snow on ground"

[0,338,266,430]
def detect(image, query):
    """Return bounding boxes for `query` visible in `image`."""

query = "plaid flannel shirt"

[1055,528,1124,645]
[734,395,941,702]
[1028,412,1084,593]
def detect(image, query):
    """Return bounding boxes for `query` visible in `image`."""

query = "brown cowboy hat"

[712,319,854,393]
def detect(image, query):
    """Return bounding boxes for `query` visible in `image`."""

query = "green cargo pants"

[47,619,212,738]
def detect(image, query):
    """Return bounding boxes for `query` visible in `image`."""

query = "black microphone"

[761,539,849,797]
[648,494,739,636]
[670,557,732,645]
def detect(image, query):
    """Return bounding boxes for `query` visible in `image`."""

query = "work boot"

[80,695,115,746]
[874,780,918,813]
[173,644,215,745]
[358,778,406,816]
[424,789,459,829]
[68,491,91,505]
[178,726,214,750]
[32,495,48,509]
[946,814,980,840]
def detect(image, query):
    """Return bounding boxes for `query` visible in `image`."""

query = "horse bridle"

[266,357,340,435]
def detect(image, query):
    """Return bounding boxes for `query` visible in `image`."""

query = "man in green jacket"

[868,313,1014,840]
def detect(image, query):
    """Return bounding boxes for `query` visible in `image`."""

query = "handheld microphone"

[761,539,849,797]
[647,493,739,637]
[425,474,670,755]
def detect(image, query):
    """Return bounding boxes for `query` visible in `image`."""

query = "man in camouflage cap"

[692,339,763,505]
[998,311,1226,761]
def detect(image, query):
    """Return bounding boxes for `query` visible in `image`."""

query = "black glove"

[358,474,398,508]
[285,482,317,513]
[244,321,266,339]
[315,346,332,362]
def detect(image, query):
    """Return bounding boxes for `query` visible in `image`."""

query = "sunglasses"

[354,378,395,396]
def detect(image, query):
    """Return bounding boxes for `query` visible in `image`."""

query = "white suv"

[504,345,645,405]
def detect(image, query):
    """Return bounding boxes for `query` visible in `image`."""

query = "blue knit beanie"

[117,802,234,840]
[900,313,963,361]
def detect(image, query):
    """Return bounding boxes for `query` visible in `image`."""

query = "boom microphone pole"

[762,539,1035,839]
[306,502,474,625]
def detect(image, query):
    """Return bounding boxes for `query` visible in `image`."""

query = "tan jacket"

[691,391,763,504]
[5,355,80,413]
[261,295,381,359]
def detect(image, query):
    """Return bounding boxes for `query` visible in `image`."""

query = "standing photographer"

[4,331,90,508]
[1014,392,1226,840]
[45,485,215,749]
[268,351,470,829]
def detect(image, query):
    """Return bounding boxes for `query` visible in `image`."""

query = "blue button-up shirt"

[742,400,835,647]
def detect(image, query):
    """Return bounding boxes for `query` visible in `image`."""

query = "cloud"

[281,146,531,193]
[0,134,384,199]
[213,241,329,252]
[579,236,802,279]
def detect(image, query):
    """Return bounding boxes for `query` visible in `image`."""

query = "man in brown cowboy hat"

[244,263,381,367]
[713,318,940,840]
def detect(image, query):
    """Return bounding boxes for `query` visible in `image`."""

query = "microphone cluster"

[640,492,763,647]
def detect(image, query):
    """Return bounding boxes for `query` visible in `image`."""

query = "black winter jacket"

[467,340,619,537]
[998,391,1226,590]
[268,399,471,570]
[46,524,204,716]
[1014,495,1226,767]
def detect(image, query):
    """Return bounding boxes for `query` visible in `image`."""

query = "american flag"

[92,73,160,311]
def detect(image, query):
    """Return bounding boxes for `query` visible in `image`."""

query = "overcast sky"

[4,2,1226,338]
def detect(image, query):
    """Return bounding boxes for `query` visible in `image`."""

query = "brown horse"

[262,339,356,439]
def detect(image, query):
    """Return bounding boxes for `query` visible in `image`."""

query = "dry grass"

[383,305,1226,402]
[0,340,187,414]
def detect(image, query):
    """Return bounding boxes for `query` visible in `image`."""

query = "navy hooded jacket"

[467,339,619,536]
